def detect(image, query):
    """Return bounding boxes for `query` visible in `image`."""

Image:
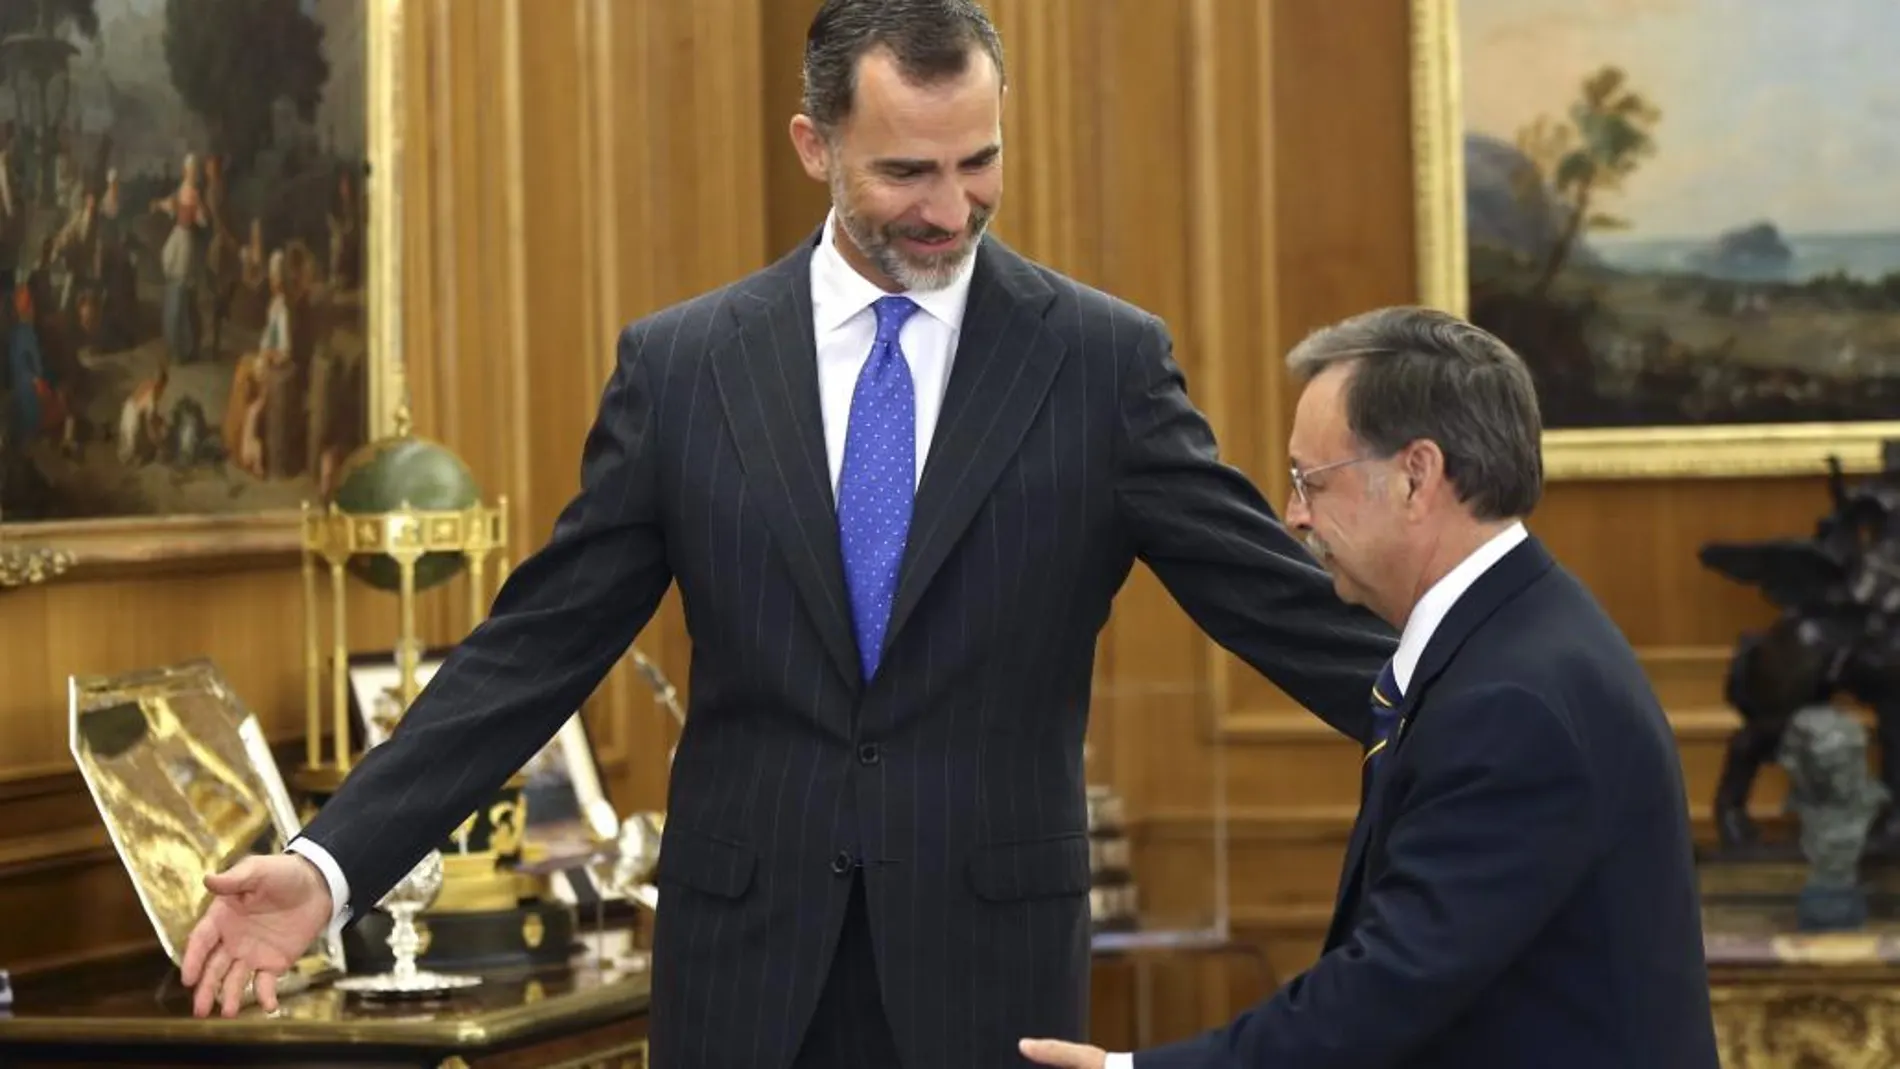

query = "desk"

[1705,902,1900,1069]
[0,949,649,1068]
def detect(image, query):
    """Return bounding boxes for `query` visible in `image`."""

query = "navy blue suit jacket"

[1139,535,1720,1069]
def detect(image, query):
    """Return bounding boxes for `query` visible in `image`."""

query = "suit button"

[831,851,853,875]
[858,743,880,765]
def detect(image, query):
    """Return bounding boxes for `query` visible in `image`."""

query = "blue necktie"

[1363,659,1401,793]
[837,295,921,680]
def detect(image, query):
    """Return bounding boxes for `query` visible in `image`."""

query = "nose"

[1285,491,1311,530]
[917,180,971,235]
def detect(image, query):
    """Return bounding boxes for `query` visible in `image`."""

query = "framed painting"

[0,0,406,568]
[1412,0,1900,478]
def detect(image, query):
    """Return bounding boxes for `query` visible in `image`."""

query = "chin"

[892,248,972,290]
[1329,573,1362,607]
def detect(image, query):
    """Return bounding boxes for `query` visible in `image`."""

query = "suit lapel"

[881,240,1068,658]
[710,238,863,691]
[1323,535,1558,949]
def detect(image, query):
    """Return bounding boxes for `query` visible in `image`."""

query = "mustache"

[891,206,992,246]
[895,223,959,243]
[1303,532,1331,562]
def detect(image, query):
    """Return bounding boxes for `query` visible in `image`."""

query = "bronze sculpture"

[1700,442,1900,854]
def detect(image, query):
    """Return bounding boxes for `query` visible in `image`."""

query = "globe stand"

[291,437,575,975]
[294,486,509,780]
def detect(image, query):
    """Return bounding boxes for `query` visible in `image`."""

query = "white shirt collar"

[1391,521,1529,694]
[811,209,978,334]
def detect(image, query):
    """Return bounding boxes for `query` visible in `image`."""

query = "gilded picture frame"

[0,0,409,569]
[1410,0,1900,479]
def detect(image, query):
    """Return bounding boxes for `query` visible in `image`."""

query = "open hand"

[1019,1037,1109,1068]
[179,854,333,1018]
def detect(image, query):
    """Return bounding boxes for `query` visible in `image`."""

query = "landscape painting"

[1413,0,1900,476]
[0,0,372,524]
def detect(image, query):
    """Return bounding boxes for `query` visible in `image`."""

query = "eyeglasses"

[1290,455,1373,506]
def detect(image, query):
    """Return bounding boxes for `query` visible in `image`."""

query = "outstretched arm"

[1115,315,1396,743]
[1134,684,1597,1069]
[293,323,674,922]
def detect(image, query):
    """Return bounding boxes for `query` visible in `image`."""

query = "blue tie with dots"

[1363,658,1401,796]
[837,295,921,680]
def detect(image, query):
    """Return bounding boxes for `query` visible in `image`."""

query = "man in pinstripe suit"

[179,1,1397,1065]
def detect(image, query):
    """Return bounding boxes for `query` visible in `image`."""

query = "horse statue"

[1700,444,1900,853]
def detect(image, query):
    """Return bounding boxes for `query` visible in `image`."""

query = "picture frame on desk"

[344,646,625,905]
[1410,0,1900,479]
[68,658,347,978]
[0,0,410,573]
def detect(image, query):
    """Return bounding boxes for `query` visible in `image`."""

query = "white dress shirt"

[1105,520,1527,1068]
[289,210,979,939]
[1391,520,1527,694]
[810,210,975,492]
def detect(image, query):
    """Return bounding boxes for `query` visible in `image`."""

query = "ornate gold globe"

[328,434,483,592]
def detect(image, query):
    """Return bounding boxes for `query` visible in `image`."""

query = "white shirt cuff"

[1107,1054,1133,1069]
[285,837,352,939]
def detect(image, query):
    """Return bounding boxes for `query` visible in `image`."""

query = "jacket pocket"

[655,826,758,899]
[965,832,1092,901]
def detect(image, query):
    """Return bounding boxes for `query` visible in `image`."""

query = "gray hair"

[1285,305,1543,520]
[801,0,1005,133]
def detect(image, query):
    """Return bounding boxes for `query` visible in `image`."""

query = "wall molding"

[1222,704,1743,745]
[10,938,167,981]
[1231,901,1335,935]
[0,827,112,879]
[0,765,82,796]
[1220,644,1737,739]
[1137,802,1789,847]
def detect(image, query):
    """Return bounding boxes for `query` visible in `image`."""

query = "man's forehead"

[850,53,998,124]
[1289,384,1352,464]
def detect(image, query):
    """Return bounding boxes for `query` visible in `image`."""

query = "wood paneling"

[0,0,760,975]
[4,0,1832,1052]
[757,0,1839,1042]
[1216,0,1820,977]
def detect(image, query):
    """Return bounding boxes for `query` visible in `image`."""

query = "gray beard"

[830,173,986,291]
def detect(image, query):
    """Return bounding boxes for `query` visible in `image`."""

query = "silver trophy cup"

[333,850,483,999]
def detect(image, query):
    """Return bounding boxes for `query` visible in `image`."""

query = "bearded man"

[179,3,1395,1066]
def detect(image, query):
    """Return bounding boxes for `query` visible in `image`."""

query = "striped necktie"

[1363,658,1401,796]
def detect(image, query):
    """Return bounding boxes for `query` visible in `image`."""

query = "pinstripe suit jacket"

[297,232,1398,1068]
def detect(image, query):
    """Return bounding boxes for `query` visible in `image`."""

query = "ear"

[788,115,832,183]
[1402,439,1444,500]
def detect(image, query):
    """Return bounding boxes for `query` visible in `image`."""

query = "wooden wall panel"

[1221,0,1826,984]
[4,0,1834,1049]
[753,0,1841,1038]
[0,0,762,975]
[754,0,1289,1041]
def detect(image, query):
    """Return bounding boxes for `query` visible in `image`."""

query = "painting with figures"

[0,0,368,522]
[1426,0,1900,435]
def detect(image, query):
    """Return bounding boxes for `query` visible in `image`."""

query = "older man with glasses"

[1025,306,1719,1069]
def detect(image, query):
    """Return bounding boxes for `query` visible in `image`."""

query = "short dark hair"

[802,0,1006,131]
[1286,306,1544,520]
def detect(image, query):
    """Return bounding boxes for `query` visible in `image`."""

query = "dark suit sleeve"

[1114,315,1396,741]
[1135,683,1598,1069]
[295,323,672,918]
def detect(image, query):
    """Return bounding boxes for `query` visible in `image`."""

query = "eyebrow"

[874,144,1002,173]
